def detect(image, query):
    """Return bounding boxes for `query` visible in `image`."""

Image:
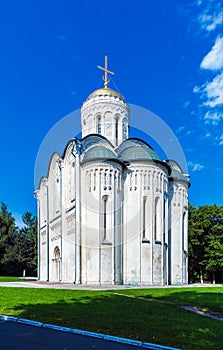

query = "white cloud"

[199,11,223,31]
[194,73,223,108]
[176,126,185,133]
[186,130,194,135]
[193,86,200,93]
[200,36,223,70]
[203,72,223,107]
[183,101,191,108]
[204,110,223,124]
[207,12,223,30]
[196,0,203,6]
[188,161,205,171]
[219,135,223,145]
[216,134,223,145]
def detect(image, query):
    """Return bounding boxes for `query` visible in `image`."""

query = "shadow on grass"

[6,290,223,350]
[118,287,223,313]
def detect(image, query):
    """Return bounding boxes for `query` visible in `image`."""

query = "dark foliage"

[188,204,223,283]
[0,202,37,276]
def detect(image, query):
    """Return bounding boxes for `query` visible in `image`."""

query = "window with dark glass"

[103,195,108,240]
[97,116,102,134]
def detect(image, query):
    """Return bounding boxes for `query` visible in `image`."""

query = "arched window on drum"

[122,118,128,140]
[97,115,102,135]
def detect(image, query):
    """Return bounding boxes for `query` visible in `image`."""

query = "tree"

[19,212,37,276]
[0,203,37,276]
[202,205,223,283]
[0,202,17,275]
[188,204,223,283]
[188,204,205,283]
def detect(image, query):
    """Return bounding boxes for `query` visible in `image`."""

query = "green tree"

[0,203,37,276]
[188,204,223,283]
[19,212,37,276]
[0,202,17,275]
[1,229,27,276]
[188,204,205,283]
[202,205,223,283]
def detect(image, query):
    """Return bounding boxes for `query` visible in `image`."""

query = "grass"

[0,286,223,349]
[0,276,21,282]
[117,286,223,313]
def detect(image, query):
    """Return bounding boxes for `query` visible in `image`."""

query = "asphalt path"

[0,318,153,350]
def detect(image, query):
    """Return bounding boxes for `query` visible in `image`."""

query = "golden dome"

[86,87,126,103]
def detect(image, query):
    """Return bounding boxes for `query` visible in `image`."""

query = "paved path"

[0,316,178,350]
[0,280,221,290]
[0,319,137,350]
[0,281,167,290]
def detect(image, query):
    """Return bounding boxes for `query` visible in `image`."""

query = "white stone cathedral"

[36,57,189,285]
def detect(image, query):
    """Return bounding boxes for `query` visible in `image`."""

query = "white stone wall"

[168,181,188,285]
[80,161,122,284]
[123,162,169,285]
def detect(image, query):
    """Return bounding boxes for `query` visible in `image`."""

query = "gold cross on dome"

[97,54,115,88]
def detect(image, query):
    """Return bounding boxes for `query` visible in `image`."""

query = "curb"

[0,314,181,350]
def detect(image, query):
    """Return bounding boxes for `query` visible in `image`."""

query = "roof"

[86,87,126,103]
[166,160,190,185]
[117,139,163,162]
[170,168,188,181]
[82,145,118,163]
[119,144,162,162]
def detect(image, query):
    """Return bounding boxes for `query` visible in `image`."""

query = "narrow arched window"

[122,118,128,140]
[54,246,61,282]
[154,197,161,241]
[163,196,166,243]
[182,211,187,251]
[102,195,108,240]
[54,246,60,260]
[97,116,102,135]
[115,118,119,145]
[143,197,146,239]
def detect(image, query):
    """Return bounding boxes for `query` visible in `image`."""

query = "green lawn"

[117,286,223,313]
[0,287,223,350]
[0,276,21,282]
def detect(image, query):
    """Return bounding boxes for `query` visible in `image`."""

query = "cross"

[97,54,115,88]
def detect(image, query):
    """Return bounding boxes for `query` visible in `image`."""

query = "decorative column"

[42,179,49,282]
[58,158,64,282]
[71,139,81,284]
[34,190,40,280]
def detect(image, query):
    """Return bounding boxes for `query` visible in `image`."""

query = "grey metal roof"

[82,145,118,162]
[119,145,162,162]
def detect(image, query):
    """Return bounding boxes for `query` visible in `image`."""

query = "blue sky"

[0,0,223,224]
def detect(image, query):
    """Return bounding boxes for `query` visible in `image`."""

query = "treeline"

[0,202,37,277]
[188,203,223,283]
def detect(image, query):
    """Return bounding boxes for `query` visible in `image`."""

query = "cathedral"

[36,56,189,285]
